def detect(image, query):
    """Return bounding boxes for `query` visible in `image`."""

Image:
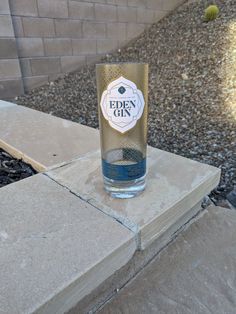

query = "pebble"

[0,149,36,188]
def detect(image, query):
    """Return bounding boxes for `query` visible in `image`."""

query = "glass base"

[103,175,146,199]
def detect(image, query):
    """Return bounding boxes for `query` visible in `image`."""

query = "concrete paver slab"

[0,174,135,314]
[100,205,236,314]
[0,105,99,171]
[48,147,220,249]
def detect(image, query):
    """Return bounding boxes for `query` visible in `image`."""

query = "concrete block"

[0,174,135,314]
[84,0,106,2]
[118,39,129,47]
[48,72,62,82]
[127,22,146,39]
[19,58,32,76]
[61,55,86,72]
[97,38,118,53]
[153,9,168,22]
[0,78,23,99]
[22,17,55,37]
[115,0,127,5]
[117,6,137,22]
[30,57,60,75]
[0,0,10,14]
[162,0,184,11]
[12,16,24,37]
[0,15,14,37]
[107,22,126,40]
[72,39,96,55]
[0,105,99,170]
[146,0,163,10]
[83,21,106,38]
[37,0,68,18]
[128,0,146,7]
[86,54,103,65]
[0,38,18,59]
[55,19,82,38]
[16,38,44,57]
[137,8,155,23]
[48,147,221,249]
[95,4,117,22]
[44,38,72,56]
[106,0,116,4]
[23,75,48,91]
[0,59,21,79]
[68,1,94,20]
[10,0,38,17]
[146,0,183,10]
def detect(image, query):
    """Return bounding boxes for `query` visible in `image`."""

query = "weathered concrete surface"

[0,99,16,108]
[68,201,203,314]
[0,105,99,171]
[48,147,220,249]
[100,205,236,314]
[0,174,136,314]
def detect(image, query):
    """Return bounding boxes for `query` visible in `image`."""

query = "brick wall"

[0,0,23,98]
[0,0,184,99]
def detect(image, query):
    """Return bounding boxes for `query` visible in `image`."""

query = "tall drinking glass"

[96,63,148,198]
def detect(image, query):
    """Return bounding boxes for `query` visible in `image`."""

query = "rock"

[227,188,236,208]
[181,73,189,80]
[0,149,36,188]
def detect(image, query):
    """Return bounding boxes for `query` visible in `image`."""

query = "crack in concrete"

[43,173,141,247]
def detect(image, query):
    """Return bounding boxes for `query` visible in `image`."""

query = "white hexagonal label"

[100,76,145,133]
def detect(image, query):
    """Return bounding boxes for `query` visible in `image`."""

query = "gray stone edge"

[47,164,221,250]
[0,99,17,108]
[68,201,205,313]
[32,225,136,314]
[0,138,46,172]
[141,168,221,249]
[0,104,99,172]
[0,172,137,314]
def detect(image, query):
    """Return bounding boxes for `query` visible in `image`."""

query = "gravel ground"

[17,0,236,204]
[0,149,36,188]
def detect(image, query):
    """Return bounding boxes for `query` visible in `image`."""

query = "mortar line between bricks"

[35,0,39,16]
[43,172,141,247]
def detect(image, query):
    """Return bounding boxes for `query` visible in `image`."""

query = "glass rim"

[96,62,148,66]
